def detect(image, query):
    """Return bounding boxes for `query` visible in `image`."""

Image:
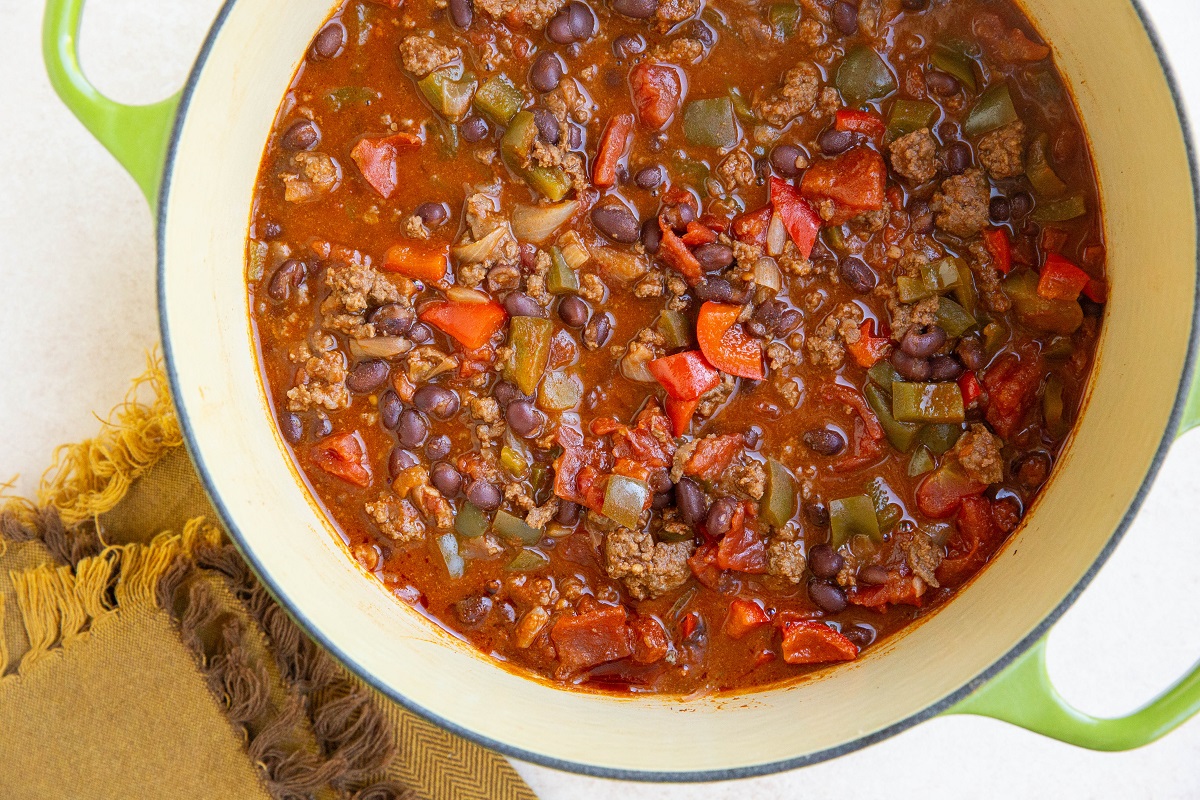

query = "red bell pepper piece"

[696,301,765,380]
[958,370,983,405]
[383,242,449,283]
[629,615,670,664]
[1082,277,1107,303]
[592,113,634,188]
[418,299,507,350]
[647,350,721,401]
[350,132,422,199]
[1037,253,1091,301]
[731,206,772,247]
[845,319,891,368]
[769,177,822,258]
[780,621,858,665]
[835,109,886,141]
[723,599,771,640]
[312,432,373,487]
[664,396,701,437]
[982,227,1013,275]
[629,63,683,129]
[657,218,705,285]
[800,146,887,213]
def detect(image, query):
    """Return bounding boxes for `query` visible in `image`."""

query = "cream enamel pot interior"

[44,0,1200,780]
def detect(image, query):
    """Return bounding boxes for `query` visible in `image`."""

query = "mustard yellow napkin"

[0,360,537,800]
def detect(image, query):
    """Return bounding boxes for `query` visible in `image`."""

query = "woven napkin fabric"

[0,359,538,800]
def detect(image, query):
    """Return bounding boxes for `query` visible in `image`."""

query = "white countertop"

[3,0,1198,796]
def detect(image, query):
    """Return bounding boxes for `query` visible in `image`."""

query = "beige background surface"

[2,0,1199,796]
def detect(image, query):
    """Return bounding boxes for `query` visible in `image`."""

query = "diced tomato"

[664,396,701,437]
[849,572,927,610]
[723,599,771,640]
[716,504,768,573]
[1037,253,1091,301]
[974,11,1051,62]
[982,227,1013,275]
[383,242,449,283]
[1039,226,1068,253]
[592,402,676,472]
[680,610,703,639]
[687,545,723,590]
[592,113,634,188]
[936,496,1000,586]
[696,301,765,380]
[629,615,670,664]
[835,109,886,141]
[982,347,1043,438]
[657,218,705,285]
[958,370,983,405]
[769,178,822,258]
[553,427,611,513]
[845,319,891,368]
[629,63,683,129]
[418,299,507,350]
[680,221,719,246]
[350,132,422,199]
[312,432,373,488]
[823,384,885,472]
[550,606,633,677]
[683,433,744,483]
[800,146,887,213]
[1082,277,1107,304]
[915,459,987,519]
[647,350,721,401]
[731,206,773,247]
[780,621,859,665]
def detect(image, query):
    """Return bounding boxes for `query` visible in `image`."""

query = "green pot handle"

[43,0,181,207]
[951,366,1200,747]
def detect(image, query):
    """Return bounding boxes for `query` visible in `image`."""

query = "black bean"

[612,33,645,60]
[989,196,1011,222]
[843,624,874,648]
[281,119,321,151]
[694,243,735,271]
[547,11,576,43]
[1014,451,1052,489]
[808,544,844,580]
[432,462,463,496]
[955,336,986,370]
[652,490,674,510]
[529,52,564,94]
[930,354,964,381]
[706,497,738,537]
[858,564,889,585]
[504,291,547,318]
[313,415,333,438]
[568,1,597,38]
[408,323,434,344]
[803,428,846,456]
[744,426,763,449]
[416,202,449,227]
[506,399,542,437]
[808,581,848,613]
[461,115,490,142]
[647,468,673,495]
[901,325,947,358]
[280,412,303,444]
[818,127,854,156]
[591,204,641,243]
[388,446,419,479]
[558,295,590,328]
[260,220,282,240]
[583,312,612,350]
[675,478,709,526]
[839,256,877,293]
[832,1,858,35]
[467,480,502,510]
[804,502,830,528]
[379,390,403,430]
[454,595,493,627]
[1010,191,1034,218]
[268,259,306,301]
[909,199,935,234]
[892,349,932,381]
[449,0,474,28]
[778,309,802,335]
[944,141,972,175]
[519,243,539,269]
[568,124,583,149]
[369,303,415,336]
[640,217,662,254]
[413,384,460,420]
[661,202,695,231]
[533,109,560,145]
[311,21,346,59]
[769,144,804,177]
[346,360,389,393]
[396,409,429,447]
[683,19,717,48]
[748,299,785,337]
[925,70,960,97]
[493,380,527,407]
[901,0,928,10]
[634,165,664,189]
[611,0,658,19]
[426,434,452,460]
[556,500,581,525]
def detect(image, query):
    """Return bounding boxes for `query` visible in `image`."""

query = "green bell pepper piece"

[417,66,477,122]
[494,509,543,544]
[1031,193,1087,223]
[768,3,800,38]
[887,99,939,138]
[475,74,524,125]
[893,382,966,424]
[837,45,896,106]
[455,502,490,538]
[547,247,580,294]
[908,446,935,477]
[964,81,1018,137]
[917,422,963,455]
[602,475,649,529]
[868,361,900,390]
[524,165,572,202]
[654,310,691,350]
[935,297,978,338]
[953,258,978,317]
[683,98,740,149]
[500,445,529,478]
[728,86,757,123]
[830,494,882,548]
[1002,271,1083,334]
[436,533,465,579]
[897,275,933,304]
[506,548,550,571]
[822,225,848,254]
[507,316,553,395]
[930,43,978,92]
[326,85,381,111]
[1043,374,1069,439]
[865,383,922,452]
[1026,132,1067,197]
[501,111,572,201]
[762,459,796,527]
[1042,335,1075,360]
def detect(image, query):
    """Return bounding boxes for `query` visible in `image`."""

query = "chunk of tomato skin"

[716,504,768,573]
[1037,253,1091,301]
[915,460,987,519]
[849,572,926,610]
[983,227,1013,275]
[834,109,886,141]
[687,544,723,590]
[680,221,719,246]
[312,432,373,488]
[780,621,859,665]
[418,299,507,350]
[769,178,822,258]
[629,62,683,129]
[629,615,671,664]
[551,606,634,677]
[383,242,449,284]
[350,132,422,199]
[800,146,887,212]
[664,396,701,437]
[592,112,635,188]
[723,598,771,640]
[732,205,773,247]
[657,218,705,285]
[647,350,721,401]
[982,349,1043,439]
[696,301,765,380]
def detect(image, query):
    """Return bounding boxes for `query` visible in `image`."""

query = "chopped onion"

[512,200,579,244]
[451,225,508,264]
[620,346,657,383]
[753,257,783,291]
[766,212,787,257]
[445,285,492,304]
[558,230,591,269]
[349,336,412,360]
